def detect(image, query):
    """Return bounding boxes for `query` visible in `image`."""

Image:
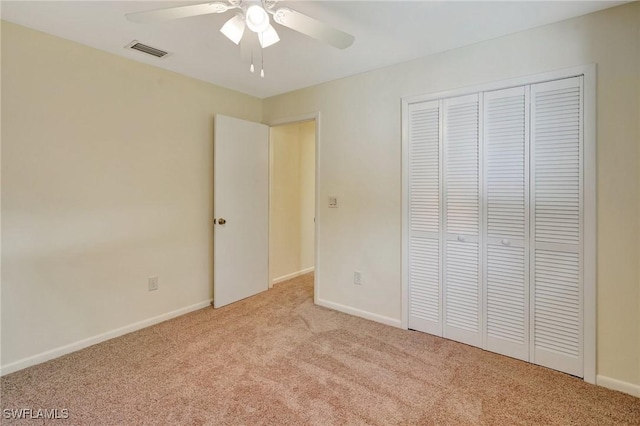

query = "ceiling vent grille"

[125,40,170,59]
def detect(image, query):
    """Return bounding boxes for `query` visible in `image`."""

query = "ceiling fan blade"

[272,8,354,49]
[126,2,234,24]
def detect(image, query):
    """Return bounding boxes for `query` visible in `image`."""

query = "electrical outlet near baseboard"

[354,271,362,285]
[148,276,159,291]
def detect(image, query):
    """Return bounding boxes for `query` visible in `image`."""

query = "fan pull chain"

[250,52,255,73]
[260,40,265,78]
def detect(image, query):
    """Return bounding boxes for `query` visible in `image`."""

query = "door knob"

[218,218,226,225]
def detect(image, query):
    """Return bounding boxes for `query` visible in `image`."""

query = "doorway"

[269,120,316,287]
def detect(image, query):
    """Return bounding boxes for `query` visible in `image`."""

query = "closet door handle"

[457,236,466,242]
[501,239,511,246]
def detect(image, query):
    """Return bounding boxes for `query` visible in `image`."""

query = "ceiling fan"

[126,0,355,50]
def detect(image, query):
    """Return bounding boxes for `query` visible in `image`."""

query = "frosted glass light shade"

[259,24,280,48]
[220,15,245,45]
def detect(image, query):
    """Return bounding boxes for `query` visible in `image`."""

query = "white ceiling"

[1,1,625,98]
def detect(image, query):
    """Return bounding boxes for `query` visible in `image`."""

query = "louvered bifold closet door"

[407,100,442,335]
[483,86,530,361]
[531,77,583,377]
[443,94,482,347]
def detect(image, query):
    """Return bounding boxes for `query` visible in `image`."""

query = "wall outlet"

[148,276,159,291]
[354,271,362,285]
[328,196,338,208]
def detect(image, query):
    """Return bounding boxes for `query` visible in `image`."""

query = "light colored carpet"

[1,273,639,425]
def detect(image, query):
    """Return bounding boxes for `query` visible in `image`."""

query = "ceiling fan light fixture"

[259,24,280,48]
[220,14,245,45]
[246,5,269,33]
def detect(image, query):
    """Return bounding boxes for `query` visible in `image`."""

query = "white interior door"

[407,100,442,336]
[214,114,269,308]
[483,86,530,361]
[530,77,584,377]
[442,93,483,347]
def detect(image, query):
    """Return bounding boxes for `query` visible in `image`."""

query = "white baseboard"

[271,267,315,286]
[0,299,212,376]
[597,375,640,397]
[316,298,402,328]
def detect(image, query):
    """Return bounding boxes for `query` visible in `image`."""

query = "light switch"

[328,196,338,208]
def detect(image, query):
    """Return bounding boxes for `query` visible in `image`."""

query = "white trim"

[271,267,315,285]
[314,114,321,305]
[596,375,640,397]
[268,114,317,127]
[0,299,212,376]
[268,124,275,289]
[403,64,594,106]
[582,64,597,385]
[317,299,402,328]
[400,99,410,330]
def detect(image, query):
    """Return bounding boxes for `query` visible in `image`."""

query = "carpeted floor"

[1,273,639,425]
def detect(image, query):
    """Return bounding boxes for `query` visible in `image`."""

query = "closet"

[402,68,595,380]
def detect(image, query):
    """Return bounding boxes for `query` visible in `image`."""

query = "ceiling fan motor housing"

[245,5,270,33]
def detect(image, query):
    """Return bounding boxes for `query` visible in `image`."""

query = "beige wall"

[1,22,262,367]
[269,121,315,283]
[263,3,640,387]
[270,124,301,281]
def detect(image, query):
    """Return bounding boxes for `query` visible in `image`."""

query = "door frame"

[401,64,596,384]
[266,112,321,304]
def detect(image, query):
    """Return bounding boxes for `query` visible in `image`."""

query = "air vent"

[125,40,171,59]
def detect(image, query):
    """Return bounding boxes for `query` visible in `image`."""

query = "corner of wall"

[596,375,640,398]
[0,299,212,376]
